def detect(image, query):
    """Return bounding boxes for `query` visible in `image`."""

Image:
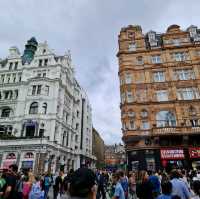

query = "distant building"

[92,128,105,167]
[118,24,200,171]
[0,38,95,173]
[105,143,125,169]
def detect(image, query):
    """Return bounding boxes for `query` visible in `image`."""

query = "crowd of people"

[0,164,200,199]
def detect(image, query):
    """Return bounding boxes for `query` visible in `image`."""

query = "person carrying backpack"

[29,176,44,199]
[43,173,51,199]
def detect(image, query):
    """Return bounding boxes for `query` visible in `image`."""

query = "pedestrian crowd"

[0,164,200,199]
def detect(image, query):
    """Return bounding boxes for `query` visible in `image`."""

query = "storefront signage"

[189,148,200,158]
[160,149,184,159]
[21,161,33,169]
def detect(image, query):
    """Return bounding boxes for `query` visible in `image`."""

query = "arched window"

[24,152,34,159]
[188,106,198,127]
[141,110,148,118]
[128,109,135,117]
[42,103,47,114]
[156,111,176,127]
[6,153,16,159]
[189,106,196,116]
[29,102,38,114]
[1,107,12,118]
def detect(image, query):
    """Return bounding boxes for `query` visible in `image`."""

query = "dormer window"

[173,39,180,46]
[148,31,156,41]
[128,43,136,52]
[189,27,197,38]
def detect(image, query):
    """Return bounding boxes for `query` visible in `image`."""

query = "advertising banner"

[160,149,184,159]
[189,148,200,159]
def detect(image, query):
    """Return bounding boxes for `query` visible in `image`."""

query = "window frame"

[153,71,165,82]
[29,102,39,114]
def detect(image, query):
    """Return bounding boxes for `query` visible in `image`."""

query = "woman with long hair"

[135,170,154,199]
[23,173,35,199]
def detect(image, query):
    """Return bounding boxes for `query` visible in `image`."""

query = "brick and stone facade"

[118,24,200,171]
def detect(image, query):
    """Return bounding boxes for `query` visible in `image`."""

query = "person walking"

[65,168,96,199]
[135,170,154,199]
[128,172,136,199]
[148,171,161,198]
[157,181,173,199]
[191,180,200,199]
[96,170,106,199]
[119,171,129,199]
[170,169,191,199]
[53,171,64,199]
[3,164,20,199]
[43,173,51,199]
[112,172,125,199]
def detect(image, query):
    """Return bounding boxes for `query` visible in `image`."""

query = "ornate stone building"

[0,38,95,173]
[117,24,200,171]
[105,143,126,170]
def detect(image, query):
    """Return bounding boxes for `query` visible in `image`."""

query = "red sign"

[189,148,200,158]
[160,149,184,160]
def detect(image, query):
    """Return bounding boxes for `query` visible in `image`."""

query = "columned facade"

[0,38,95,173]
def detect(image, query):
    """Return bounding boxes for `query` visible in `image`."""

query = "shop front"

[2,153,17,169]
[160,149,185,171]
[21,152,34,171]
[189,147,200,169]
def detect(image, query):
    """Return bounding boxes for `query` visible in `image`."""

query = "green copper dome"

[21,37,38,65]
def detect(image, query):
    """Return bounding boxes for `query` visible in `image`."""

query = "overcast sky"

[0,0,200,144]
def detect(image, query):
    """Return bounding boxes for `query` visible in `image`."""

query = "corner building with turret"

[117,25,200,171]
[0,38,95,174]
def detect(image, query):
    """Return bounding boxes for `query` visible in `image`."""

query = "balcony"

[122,130,150,141]
[152,126,200,136]
[0,116,15,122]
[122,125,200,142]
